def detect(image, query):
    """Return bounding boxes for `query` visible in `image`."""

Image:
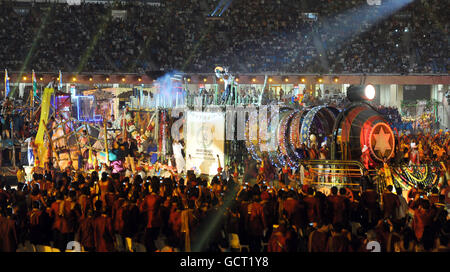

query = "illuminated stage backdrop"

[185,111,225,176]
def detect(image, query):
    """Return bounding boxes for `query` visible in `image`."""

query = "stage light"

[300,77,306,83]
[23,76,27,81]
[138,77,142,82]
[219,78,223,82]
[333,76,339,83]
[252,77,256,83]
[121,77,126,82]
[235,77,239,82]
[347,84,376,102]
[317,77,323,83]
[40,77,43,81]
[284,77,289,83]
[268,77,273,83]
[72,77,77,82]
[89,76,93,82]
[203,77,207,82]
[364,84,376,100]
[106,76,110,82]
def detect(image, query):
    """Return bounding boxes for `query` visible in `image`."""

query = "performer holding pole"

[104,119,109,164]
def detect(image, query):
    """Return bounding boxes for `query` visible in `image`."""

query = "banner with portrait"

[185,111,225,176]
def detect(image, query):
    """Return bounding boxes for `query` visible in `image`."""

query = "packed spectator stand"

[0,0,448,74]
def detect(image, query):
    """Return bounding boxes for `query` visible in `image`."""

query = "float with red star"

[369,122,395,162]
[331,102,395,167]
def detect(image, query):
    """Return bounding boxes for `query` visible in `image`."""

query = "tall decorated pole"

[11,120,15,167]
[58,70,63,91]
[258,75,268,105]
[4,69,10,98]
[104,119,109,165]
[214,73,218,105]
[32,70,38,97]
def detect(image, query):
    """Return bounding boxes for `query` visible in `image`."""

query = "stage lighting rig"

[347,84,376,102]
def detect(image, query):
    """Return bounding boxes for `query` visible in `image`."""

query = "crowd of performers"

[0,115,447,252]
[0,91,448,253]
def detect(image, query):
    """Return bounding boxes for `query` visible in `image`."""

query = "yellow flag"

[35,88,54,167]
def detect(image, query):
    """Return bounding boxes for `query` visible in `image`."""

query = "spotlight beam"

[210,0,233,17]
[239,0,413,73]
[191,184,240,252]
[300,0,414,72]
[317,0,414,52]
[76,9,114,73]
[10,6,53,97]
[218,0,233,17]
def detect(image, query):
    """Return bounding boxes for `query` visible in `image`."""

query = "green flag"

[32,70,37,96]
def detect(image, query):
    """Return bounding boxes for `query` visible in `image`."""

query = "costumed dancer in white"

[172,140,185,175]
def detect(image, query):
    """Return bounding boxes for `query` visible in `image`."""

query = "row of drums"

[244,103,392,169]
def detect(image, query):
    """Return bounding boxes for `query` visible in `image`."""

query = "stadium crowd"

[0,0,448,74]
[0,158,448,252]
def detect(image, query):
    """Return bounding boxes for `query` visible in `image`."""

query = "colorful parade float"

[238,83,445,196]
[26,73,186,179]
[21,68,445,198]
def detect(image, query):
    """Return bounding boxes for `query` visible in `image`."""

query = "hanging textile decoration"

[383,162,393,186]
[159,111,164,156]
[124,108,149,153]
[391,164,440,192]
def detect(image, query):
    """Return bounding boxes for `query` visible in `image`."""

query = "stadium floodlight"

[364,84,376,100]
[347,84,376,102]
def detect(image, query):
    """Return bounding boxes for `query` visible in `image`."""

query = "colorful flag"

[32,69,37,96]
[4,69,10,97]
[58,70,63,90]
